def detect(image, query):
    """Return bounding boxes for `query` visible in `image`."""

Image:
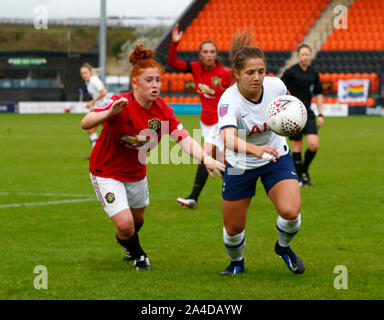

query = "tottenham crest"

[105,192,115,203]
[148,118,161,133]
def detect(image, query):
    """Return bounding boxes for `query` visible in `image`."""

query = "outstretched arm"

[80,97,128,130]
[167,24,189,72]
[178,136,225,178]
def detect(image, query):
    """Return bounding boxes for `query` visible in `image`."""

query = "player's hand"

[108,98,128,117]
[86,100,95,109]
[172,23,183,43]
[253,145,279,163]
[203,156,225,179]
[317,115,324,127]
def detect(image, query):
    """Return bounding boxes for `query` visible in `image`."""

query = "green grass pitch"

[0,113,383,300]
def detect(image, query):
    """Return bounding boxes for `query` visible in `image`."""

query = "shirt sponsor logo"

[197,83,216,98]
[121,135,151,150]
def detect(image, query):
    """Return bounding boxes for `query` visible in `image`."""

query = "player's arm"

[87,88,107,108]
[315,94,324,126]
[221,127,279,162]
[314,72,324,126]
[80,97,127,130]
[86,77,107,108]
[178,136,225,178]
[167,24,190,72]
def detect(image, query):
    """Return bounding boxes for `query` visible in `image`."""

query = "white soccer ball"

[265,95,308,137]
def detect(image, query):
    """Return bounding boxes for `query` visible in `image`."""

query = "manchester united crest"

[105,192,115,203]
[212,76,222,87]
[148,118,161,133]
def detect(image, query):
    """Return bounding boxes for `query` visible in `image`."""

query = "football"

[265,95,308,136]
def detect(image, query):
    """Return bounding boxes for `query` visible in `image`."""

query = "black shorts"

[289,113,318,141]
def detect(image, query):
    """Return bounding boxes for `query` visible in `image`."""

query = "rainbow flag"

[348,84,365,97]
[338,79,370,103]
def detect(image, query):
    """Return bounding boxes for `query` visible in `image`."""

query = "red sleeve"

[167,41,188,72]
[162,103,189,142]
[92,94,120,112]
[92,92,131,113]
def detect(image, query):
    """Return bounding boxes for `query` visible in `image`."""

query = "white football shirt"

[218,77,289,170]
[86,76,106,108]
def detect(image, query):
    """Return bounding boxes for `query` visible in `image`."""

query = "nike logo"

[241,113,248,118]
[291,171,297,176]
[289,261,297,271]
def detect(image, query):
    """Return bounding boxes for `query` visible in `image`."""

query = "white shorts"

[200,121,224,151]
[90,173,149,218]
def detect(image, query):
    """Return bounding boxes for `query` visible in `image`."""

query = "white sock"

[223,227,245,262]
[89,132,98,148]
[276,214,301,247]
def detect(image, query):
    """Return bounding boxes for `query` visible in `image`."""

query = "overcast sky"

[0,0,194,19]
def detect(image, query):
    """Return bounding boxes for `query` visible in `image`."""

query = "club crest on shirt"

[219,104,228,117]
[148,118,161,133]
[105,192,115,203]
[212,76,222,87]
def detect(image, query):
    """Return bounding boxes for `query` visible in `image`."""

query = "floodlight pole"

[99,0,107,83]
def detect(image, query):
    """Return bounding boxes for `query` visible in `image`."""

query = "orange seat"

[367,98,375,106]
[169,96,178,104]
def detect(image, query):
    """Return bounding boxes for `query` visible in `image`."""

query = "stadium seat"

[160,0,381,103]
[322,0,384,51]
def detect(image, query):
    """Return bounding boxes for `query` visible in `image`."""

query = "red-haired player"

[167,24,232,209]
[81,44,225,270]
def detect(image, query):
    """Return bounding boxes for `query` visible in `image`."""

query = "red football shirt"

[89,92,189,181]
[167,41,232,126]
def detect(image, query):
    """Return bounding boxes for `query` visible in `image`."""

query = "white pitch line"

[0,192,94,198]
[0,198,96,209]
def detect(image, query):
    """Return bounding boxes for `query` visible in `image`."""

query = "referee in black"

[281,44,324,186]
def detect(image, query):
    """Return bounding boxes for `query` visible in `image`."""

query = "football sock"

[116,232,146,259]
[134,221,143,233]
[276,214,301,247]
[292,152,303,176]
[89,132,98,148]
[223,227,245,262]
[188,164,209,201]
[303,149,317,173]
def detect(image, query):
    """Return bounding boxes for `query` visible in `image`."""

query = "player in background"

[80,44,225,270]
[218,31,304,275]
[281,44,324,186]
[80,63,107,158]
[167,23,232,209]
